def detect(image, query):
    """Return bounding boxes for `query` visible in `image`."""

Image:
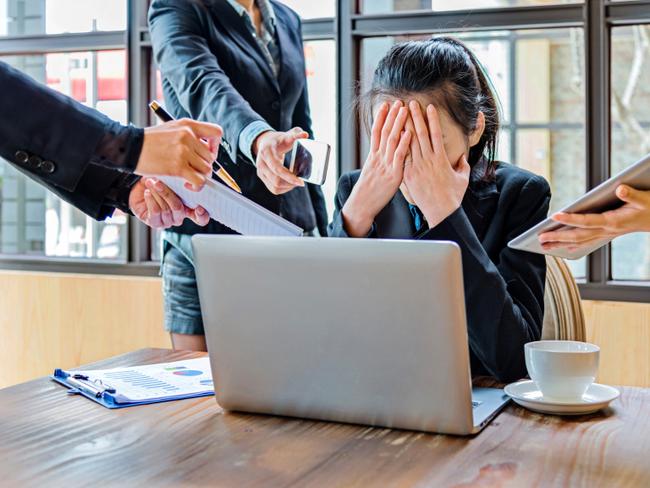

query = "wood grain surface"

[0,271,170,388]
[1,348,649,488]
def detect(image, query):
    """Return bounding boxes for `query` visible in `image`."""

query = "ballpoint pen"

[149,100,242,193]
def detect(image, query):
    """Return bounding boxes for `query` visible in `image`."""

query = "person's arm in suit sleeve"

[328,172,377,238]
[0,61,144,193]
[420,175,551,383]
[148,0,266,165]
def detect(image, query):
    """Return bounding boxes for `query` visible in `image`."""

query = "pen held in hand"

[149,100,242,194]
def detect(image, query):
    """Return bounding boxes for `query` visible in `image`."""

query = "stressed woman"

[328,37,551,383]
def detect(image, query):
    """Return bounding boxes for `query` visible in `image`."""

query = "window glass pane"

[278,0,335,18]
[360,0,582,14]
[0,51,128,260]
[611,25,650,281]
[305,39,337,220]
[360,29,586,278]
[0,0,126,37]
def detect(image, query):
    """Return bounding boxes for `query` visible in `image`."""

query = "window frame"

[0,0,648,303]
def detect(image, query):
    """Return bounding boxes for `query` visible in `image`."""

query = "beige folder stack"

[541,256,586,341]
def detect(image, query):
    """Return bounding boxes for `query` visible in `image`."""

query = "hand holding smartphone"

[286,139,331,185]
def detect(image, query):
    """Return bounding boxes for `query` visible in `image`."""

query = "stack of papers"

[159,176,303,237]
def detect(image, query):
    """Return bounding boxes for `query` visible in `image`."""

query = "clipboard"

[158,176,304,237]
[51,357,215,409]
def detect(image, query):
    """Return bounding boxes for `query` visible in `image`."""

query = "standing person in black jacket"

[329,38,551,383]
[149,0,328,351]
[0,61,223,229]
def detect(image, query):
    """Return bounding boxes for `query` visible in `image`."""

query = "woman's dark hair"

[359,36,500,181]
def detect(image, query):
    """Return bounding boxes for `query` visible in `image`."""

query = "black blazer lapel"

[206,0,279,91]
[462,180,499,242]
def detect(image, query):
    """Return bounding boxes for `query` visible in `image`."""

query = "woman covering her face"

[329,37,552,383]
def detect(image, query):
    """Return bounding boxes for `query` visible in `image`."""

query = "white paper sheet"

[71,357,213,402]
[158,176,303,237]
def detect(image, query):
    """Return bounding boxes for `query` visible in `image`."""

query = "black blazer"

[328,162,551,383]
[148,0,328,236]
[0,62,142,220]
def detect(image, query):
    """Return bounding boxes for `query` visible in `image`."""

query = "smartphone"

[287,139,331,186]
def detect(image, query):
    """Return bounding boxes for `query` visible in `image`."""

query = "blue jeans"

[160,233,204,335]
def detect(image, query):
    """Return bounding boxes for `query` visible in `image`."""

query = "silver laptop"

[192,236,510,435]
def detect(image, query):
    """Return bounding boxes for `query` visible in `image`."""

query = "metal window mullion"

[352,4,583,37]
[607,1,650,26]
[126,0,151,263]
[0,31,126,55]
[337,0,358,173]
[302,18,336,40]
[585,0,611,285]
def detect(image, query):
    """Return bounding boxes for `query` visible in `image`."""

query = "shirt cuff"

[103,173,141,215]
[238,120,273,164]
[91,121,145,173]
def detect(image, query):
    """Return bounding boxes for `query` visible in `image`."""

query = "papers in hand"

[158,176,303,237]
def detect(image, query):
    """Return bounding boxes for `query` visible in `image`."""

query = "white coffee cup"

[524,340,600,401]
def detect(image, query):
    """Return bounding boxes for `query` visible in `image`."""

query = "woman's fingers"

[179,118,223,141]
[192,138,217,170]
[188,206,210,226]
[143,189,163,228]
[455,154,471,180]
[146,179,174,227]
[404,116,422,162]
[379,101,403,154]
[426,104,445,155]
[408,100,433,157]
[538,226,604,245]
[370,102,389,153]
[552,212,607,229]
[152,180,188,226]
[392,130,412,169]
[257,160,294,195]
[617,184,650,208]
[385,106,408,157]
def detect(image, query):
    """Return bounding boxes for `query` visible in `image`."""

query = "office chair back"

[541,256,586,342]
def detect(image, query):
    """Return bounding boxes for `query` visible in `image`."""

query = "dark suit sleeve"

[420,176,551,383]
[148,0,267,164]
[0,61,144,194]
[327,172,377,238]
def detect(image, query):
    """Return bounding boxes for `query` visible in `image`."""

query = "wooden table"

[1,348,649,487]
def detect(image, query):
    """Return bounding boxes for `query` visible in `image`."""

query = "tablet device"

[508,152,650,260]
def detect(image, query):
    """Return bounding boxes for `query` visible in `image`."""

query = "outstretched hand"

[129,178,210,229]
[136,119,222,189]
[539,185,650,251]
[253,128,307,194]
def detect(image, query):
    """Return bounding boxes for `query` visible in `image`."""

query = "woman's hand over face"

[402,101,470,228]
[341,100,412,237]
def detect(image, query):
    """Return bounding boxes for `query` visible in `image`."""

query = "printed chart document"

[52,357,214,408]
[158,176,303,237]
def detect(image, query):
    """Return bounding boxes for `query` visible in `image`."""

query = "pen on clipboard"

[148,100,242,194]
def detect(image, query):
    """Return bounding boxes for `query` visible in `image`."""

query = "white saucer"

[504,380,620,415]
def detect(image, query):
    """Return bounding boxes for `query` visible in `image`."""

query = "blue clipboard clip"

[57,371,116,399]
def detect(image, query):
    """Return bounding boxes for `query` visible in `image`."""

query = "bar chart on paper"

[67,357,214,402]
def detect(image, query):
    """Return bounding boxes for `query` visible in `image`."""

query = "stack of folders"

[159,176,303,237]
[52,357,214,409]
